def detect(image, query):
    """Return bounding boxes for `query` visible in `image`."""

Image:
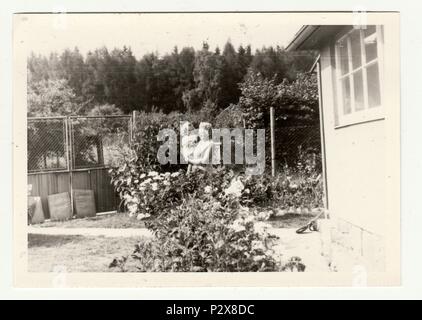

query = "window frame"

[334,26,385,127]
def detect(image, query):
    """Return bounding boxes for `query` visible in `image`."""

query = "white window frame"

[334,26,385,127]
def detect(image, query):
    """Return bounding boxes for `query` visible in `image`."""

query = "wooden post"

[270,107,276,177]
[131,110,137,143]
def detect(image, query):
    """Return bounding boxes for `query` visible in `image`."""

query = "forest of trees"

[27,41,316,117]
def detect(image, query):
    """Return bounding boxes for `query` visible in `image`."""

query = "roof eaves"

[285,25,320,52]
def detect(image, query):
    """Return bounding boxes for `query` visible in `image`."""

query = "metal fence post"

[270,107,276,177]
[67,116,74,216]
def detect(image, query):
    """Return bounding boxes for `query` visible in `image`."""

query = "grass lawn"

[267,213,319,229]
[37,213,147,229]
[28,234,145,272]
[27,213,322,273]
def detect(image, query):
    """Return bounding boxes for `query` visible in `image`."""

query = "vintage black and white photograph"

[13,12,400,287]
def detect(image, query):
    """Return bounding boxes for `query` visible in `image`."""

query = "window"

[335,26,384,126]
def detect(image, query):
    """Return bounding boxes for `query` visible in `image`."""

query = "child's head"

[199,122,212,140]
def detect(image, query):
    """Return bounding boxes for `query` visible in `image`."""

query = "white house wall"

[319,24,398,237]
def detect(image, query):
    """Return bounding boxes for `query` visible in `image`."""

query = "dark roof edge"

[285,25,320,52]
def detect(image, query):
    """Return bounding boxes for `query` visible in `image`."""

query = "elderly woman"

[183,122,219,173]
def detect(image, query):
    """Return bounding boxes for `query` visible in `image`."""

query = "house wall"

[318,23,400,271]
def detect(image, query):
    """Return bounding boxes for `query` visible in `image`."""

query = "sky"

[16,13,302,58]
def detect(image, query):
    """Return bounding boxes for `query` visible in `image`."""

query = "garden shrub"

[214,103,244,128]
[110,154,323,221]
[271,147,324,211]
[237,72,319,130]
[232,71,321,169]
[110,165,233,219]
[108,108,323,272]
[110,196,282,272]
[109,156,320,272]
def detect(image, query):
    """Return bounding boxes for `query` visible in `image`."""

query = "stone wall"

[319,218,386,273]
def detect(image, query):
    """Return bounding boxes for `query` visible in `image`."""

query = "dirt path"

[270,228,330,272]
[27,226,153,238]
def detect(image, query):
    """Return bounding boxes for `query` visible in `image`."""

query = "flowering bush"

[110,164,210,219]
[110,156,323,221]
[110,197,282,272]
[109,158,319,272]
[271,147,324,211]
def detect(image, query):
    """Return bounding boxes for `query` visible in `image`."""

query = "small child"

[180,121,199,169]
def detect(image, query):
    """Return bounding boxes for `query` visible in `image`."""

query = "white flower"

[257,210,271,221]
[211,201,221,211]
[127,203,138,215]
[204,186,212,194]
[130,197,140,204]
[244,215,254,224]
[164,172,171,178]
[137,213,151,220]
[229,220,246,232]
[140,173,146,179]
[171,172,180,178]
[148,171,158,177]
[265,249,274,256]
[224,177,244,197]
[253,255,265,262]
[151,182,159,191]
[140,178,152,186]
[252,240,265,251]
[254,222,271,234]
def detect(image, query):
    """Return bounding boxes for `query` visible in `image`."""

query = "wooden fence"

[28,115,132,219]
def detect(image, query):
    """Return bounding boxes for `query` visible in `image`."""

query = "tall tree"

[173,47,195,111]
[220,41,243,108]
[59,47,86,97]
[237,44,253,78]
[106,46,138,113]
[27,53,50,83]
[82,47,110,105]
[182,42,224,114]
[27,42,316,116]
[250,46,316,83]
[27,79,80,116]
[135,52,158,112]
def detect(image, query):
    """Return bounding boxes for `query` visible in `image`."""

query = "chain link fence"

[70,116,132,169]
[28,114,321,173]
[28,115,132,173]
[272,125,321,169]
[27,117,69,172]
